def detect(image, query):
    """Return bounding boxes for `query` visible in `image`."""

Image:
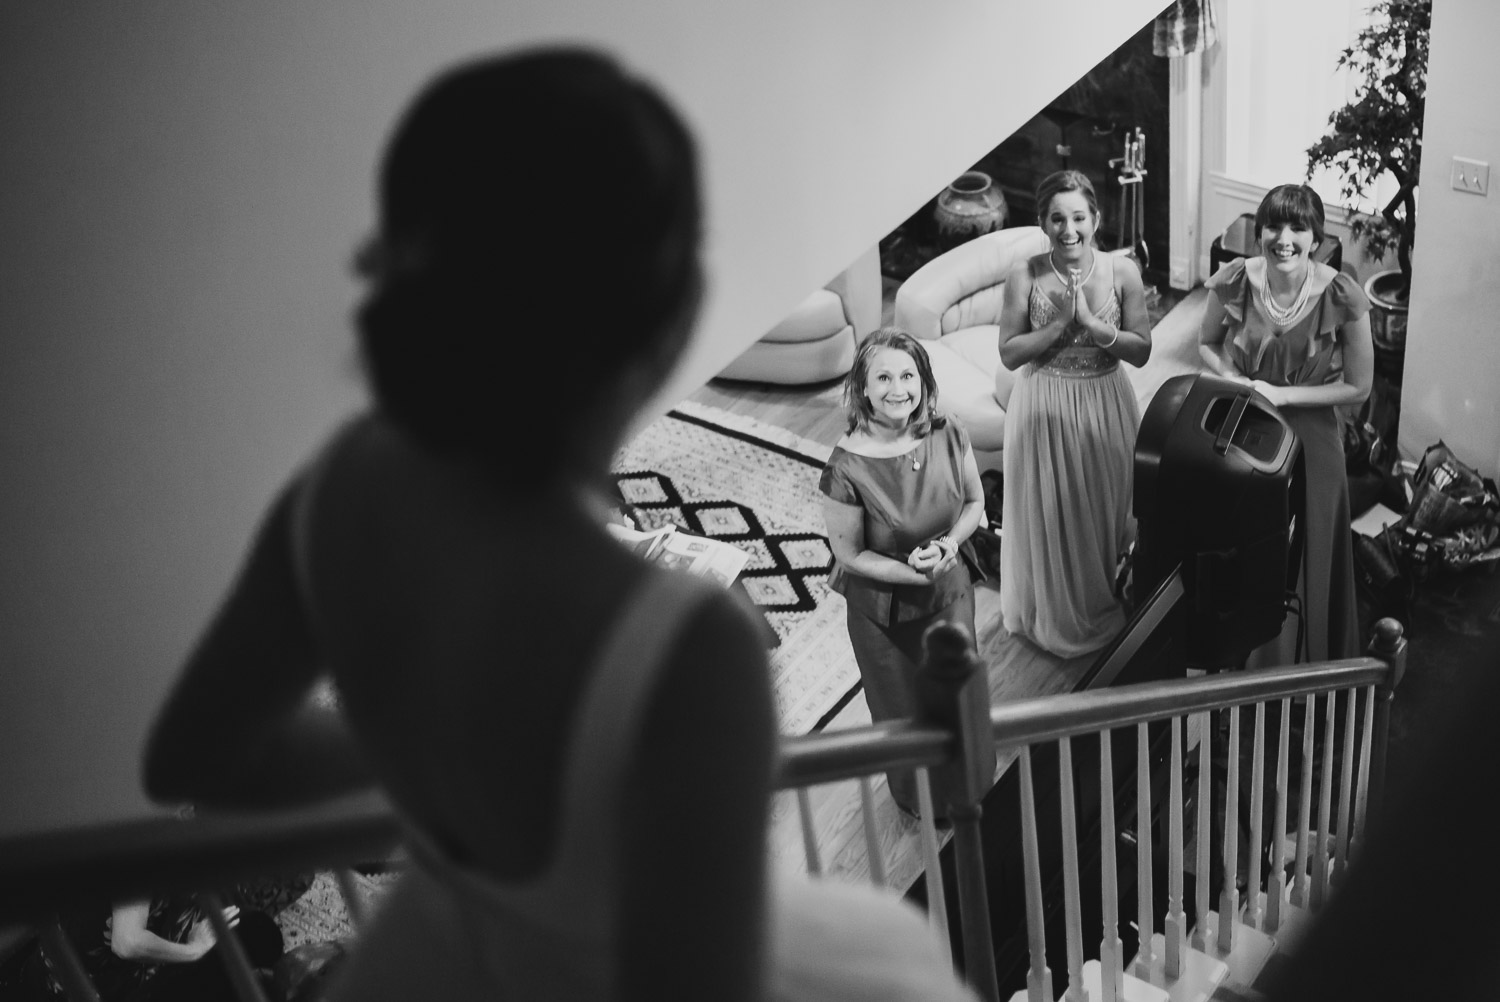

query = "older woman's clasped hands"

[907,536,959,580]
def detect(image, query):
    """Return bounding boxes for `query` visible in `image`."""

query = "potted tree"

[1305,0,1430,352]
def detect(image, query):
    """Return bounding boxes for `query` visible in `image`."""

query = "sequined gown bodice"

[1027,282,1121,376]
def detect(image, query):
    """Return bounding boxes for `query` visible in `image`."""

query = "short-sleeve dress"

[1000,254,1140,657]
[819,420,994,813]
[1205,258,1369,663]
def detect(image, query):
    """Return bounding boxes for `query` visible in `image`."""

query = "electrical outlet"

[1451,156,1490,195]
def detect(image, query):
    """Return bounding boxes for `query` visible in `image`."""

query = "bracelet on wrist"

[1098,325,1119,348]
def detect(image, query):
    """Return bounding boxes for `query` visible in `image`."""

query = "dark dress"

[1205,258,1369,663]
[818,420,994,814]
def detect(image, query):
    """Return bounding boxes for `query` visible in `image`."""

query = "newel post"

[1366,617,1407,831]
[916,621,999,1002]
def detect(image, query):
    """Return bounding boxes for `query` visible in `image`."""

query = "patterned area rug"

[611,399,861,736]
[273,869,400,949]
[273,400,861,944]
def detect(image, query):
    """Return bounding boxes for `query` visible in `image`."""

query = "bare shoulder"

[1015,253,1046,283]
[1112,251,1145,288]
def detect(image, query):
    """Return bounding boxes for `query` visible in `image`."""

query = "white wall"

[0,2,1165,835]
[1400,0,1500,474]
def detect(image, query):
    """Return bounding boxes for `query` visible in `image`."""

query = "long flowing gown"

[1206,258,1367,664]
[1000,256,1139,657]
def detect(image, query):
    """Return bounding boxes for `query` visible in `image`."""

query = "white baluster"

[1245,702,1267,930]
[1351,686,1376,864]
[1291,696,1316,908]
[1313,690,1338,908]
[1019,746,1055,1002]
[334,868,368,931]
[796,787,822,876]
[1059,737,1086,1002]
[1334,687,1358,886]
[199,890,272,1002]
[1165,716,1185,979]
[1217,705,1240,953]
[858,776,886,888]
[1134,722,1155,978]
[1192,712,1210,952]
[1099,731,1123,1002]
[915,767,950,951]
[1266,697,1291,932]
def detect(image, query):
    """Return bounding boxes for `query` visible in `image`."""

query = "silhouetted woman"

[143,48,978,1002]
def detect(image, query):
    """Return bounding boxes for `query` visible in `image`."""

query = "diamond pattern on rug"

[611,405,859,735]
[774,535,833,571]
[740,574,801,607]
[274,870,401,950]
[615,473,679,507]
[686,502,756,537]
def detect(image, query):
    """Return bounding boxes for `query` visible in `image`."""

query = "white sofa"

[893,226,1052,470]
[717,245,883,385]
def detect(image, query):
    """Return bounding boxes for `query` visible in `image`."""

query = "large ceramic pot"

[1364,269,1409,352]
[934,171,1007,251]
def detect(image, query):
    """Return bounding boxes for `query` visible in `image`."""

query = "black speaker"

[1133,373,1305,670]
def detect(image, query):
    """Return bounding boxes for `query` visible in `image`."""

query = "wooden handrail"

[0,792,401,928]
[0,624,1405,936]
[985,657,1392,749]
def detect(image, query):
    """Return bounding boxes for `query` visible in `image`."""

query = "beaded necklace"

[1048,249,1096,291]
[1260,261,1314,327]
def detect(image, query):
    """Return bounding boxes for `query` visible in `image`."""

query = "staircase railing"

[0,618,1406,1002]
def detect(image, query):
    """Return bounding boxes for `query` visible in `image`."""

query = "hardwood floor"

[690,287,1212,893]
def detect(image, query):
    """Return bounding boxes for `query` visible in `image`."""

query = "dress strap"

[286,418,360,626]
[542,568,716,911]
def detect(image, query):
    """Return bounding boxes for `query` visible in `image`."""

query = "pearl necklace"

[1048,249,1096,291]
[1260,261,1313,327]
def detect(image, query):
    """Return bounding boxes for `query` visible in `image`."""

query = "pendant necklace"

[1261,262,1313,327]
[1048,249,1096,291]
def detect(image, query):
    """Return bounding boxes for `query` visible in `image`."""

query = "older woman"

[1199,183,1373,664]
[820,328,995,821]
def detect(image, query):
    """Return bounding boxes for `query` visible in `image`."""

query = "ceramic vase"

[934,171,1008,250]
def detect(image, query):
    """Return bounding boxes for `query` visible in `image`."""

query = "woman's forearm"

[1000,317,1069,369]
[1089,321,1151,368]
[841,549,930,587]
[111,927,210,964]
[948,500,986,546]
[1272,379,1370,410]
[1199,344,1247,381]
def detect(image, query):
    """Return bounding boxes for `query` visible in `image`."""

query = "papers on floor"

[604,521,751,588]
[1351,502,1403,538]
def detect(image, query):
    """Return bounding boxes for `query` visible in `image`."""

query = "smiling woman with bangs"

[1199,182,1374,665]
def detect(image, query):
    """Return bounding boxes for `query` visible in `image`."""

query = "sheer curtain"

[1222,0,1379,209]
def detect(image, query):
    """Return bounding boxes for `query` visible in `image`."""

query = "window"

[1221,0,1381,210]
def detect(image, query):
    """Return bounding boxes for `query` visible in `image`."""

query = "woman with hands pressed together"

[819,328,995,821]
[996,170,1152,658]
[1199,183,1372,664]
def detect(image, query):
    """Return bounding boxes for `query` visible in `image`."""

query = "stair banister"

[914,621,1002,1002]
[1366,619,1408,832]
